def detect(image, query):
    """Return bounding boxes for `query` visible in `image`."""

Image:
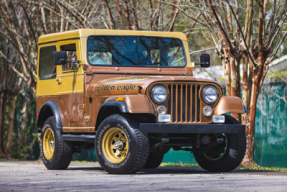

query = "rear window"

[39,46,56,79]
[87,36,186,67]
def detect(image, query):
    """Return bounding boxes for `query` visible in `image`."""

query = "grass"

[71,160,97,163]
[0,158,22,162]
[237,165,287,172]
[161,162,200,168]
[161,162,287,172]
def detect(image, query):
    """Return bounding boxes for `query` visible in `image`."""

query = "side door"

[36,44,58,96]
[56,40,84,123]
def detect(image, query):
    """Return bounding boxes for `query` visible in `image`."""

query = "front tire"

[95,114,149,174]
[40,116,73,170]
[193,115,246,172]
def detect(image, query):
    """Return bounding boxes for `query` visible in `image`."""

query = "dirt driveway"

[0,161,287,192]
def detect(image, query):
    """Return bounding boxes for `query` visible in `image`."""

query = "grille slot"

[168,84,201,123]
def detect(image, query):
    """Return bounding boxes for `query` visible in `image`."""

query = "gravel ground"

[0,161,287,192]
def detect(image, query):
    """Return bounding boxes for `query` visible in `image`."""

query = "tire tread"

[41,116,73,170]
[194,115,246,172]
[95,114,149,174]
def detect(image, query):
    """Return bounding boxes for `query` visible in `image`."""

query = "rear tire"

[193,115,246,172]
[144,152,164,169]
[95,114,149,174]
[40,116,73,170]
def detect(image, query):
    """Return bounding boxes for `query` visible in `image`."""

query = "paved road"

[0,161,287,192]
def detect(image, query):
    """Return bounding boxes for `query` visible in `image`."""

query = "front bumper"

[139,123,245,134]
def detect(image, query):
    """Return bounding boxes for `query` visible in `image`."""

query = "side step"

[61,135,95,143]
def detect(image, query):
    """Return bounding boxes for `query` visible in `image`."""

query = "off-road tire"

[95,114,149,174]
[143,152,164,169]
[193,115,246,172]
[40,116,73,170]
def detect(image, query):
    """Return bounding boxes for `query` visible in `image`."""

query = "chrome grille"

[168,84,201,123]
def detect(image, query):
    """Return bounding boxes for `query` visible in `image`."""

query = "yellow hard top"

[38,29,187,44]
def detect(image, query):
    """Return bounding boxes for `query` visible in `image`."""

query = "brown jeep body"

[36,29,246,173]
[36,29,245,133]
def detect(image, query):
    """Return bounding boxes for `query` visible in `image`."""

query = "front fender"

[95,95,155,129]
[104,95,155,114]
[124,95,155,114]
[214,96,245,115]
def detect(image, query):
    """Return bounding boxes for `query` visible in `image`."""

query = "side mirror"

[54,51,67,65]
[200,54,210,68]
[195,54,210,68]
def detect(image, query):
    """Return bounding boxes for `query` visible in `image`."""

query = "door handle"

[56,78,62,84]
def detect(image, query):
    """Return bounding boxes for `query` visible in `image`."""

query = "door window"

[39,46,56,79]
[60,44,78,71]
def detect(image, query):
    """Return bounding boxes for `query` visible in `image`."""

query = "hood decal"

[96,84,137,93]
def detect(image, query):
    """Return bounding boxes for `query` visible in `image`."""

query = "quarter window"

[39,46,56,79]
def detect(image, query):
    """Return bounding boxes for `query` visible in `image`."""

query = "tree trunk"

[0,92,3,157]
[230,55,241,98]
[242,66,262,166]
[241,53,249,125]
[230,54,240,120]
[0,91,7,156]
[235,57,241,98]
[4,95,15,158]
[242,54,249,107]
[222,55,231,96]
[19,94,29,146]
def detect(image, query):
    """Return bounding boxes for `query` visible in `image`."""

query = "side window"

[87,37,112,65]
[39,46,56,79]
[60,44,78,71]
[88,52,112,65]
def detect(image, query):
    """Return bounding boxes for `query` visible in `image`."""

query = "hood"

[89,76,219,96]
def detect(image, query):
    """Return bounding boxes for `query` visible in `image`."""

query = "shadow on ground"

[67,165,287,176]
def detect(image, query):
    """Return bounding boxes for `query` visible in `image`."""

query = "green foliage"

[267,68,287,80]
[9,87,39,160]
[0,158,22,161]
[219,77,226,81]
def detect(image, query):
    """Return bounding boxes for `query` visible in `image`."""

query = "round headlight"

[151,85,168,104]
[202,86,218,104]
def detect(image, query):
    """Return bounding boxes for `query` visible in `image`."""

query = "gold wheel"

[43,128,55,160]
[102,127,129,164]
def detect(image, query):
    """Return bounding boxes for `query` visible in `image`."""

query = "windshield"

[87,36,186,67]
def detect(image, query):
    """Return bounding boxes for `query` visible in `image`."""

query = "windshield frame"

[86,35,187,68]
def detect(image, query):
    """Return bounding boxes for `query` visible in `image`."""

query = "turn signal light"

[116,97,125,101]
